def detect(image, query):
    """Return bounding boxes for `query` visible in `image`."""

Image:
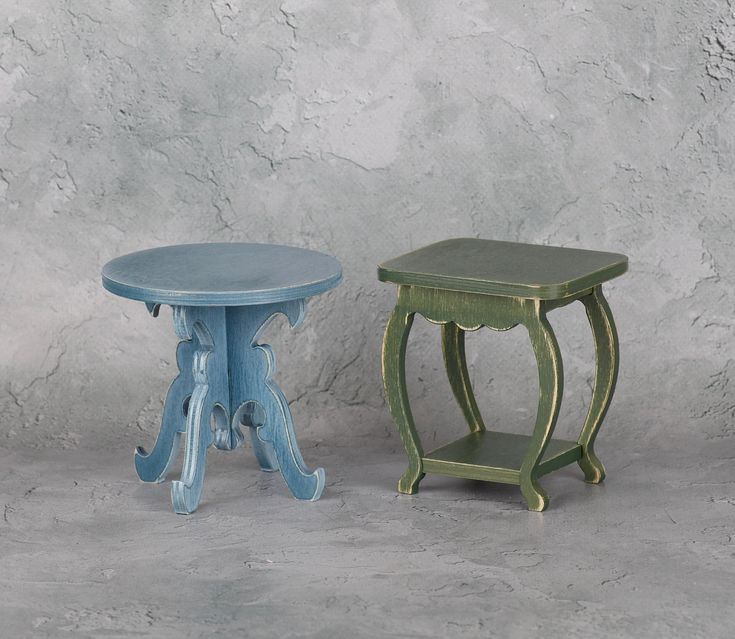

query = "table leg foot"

[398,469,425,495]
[579,451,605,485]
[520,478,549,512]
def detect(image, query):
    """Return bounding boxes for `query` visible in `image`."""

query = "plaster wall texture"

[0,1,734,463]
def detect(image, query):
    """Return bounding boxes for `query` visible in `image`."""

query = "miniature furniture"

[102,243,342,514]
[378,238,627,511]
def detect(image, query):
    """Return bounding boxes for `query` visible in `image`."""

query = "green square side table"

[378,238,627,511]
[102,243,342,514]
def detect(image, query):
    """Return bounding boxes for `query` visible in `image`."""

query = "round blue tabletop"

[102,243,342,306]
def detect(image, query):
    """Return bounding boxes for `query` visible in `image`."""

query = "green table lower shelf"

[423,431,583,485]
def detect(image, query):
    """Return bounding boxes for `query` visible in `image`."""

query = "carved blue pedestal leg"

[168,307,219,514]
[136,300,323,513]
[227,300,325,501]
[134,304,191,482]
[136,306,240,514]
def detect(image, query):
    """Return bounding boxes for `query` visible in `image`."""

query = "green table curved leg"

[577,286,619,483]
[441,322,486,434]
[520,303,564,512]
[382,305,424,494]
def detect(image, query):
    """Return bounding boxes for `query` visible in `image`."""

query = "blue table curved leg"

[135,306,193,482]
[170,315,217,514]
[255,343,325,501]
[250,428,280,472]
[227,300,324,500]
[235,401,280,472]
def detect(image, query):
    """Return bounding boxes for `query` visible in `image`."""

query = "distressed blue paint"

[102,243,342,306]
[227,300,324,501]
[103,243,341,514]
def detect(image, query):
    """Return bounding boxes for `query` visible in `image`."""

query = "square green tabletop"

[378,238,628,299]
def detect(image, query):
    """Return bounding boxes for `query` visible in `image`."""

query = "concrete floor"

[2,438,734,638]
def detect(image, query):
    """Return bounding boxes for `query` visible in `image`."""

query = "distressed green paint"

[441,322,485,434]
[519,302,564,511]
[423,431,582,483]
[379,239,625,511]
[382,307,424,494]
[378,238,627,299]
[577,286,620,483]
[404,285,523,331]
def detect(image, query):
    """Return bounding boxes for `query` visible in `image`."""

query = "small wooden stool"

[102,243,342,514]
[378,238,627,511]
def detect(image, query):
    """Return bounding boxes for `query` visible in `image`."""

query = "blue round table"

[102,243,342,514]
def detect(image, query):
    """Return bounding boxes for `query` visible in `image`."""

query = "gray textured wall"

[1,0,733,457]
